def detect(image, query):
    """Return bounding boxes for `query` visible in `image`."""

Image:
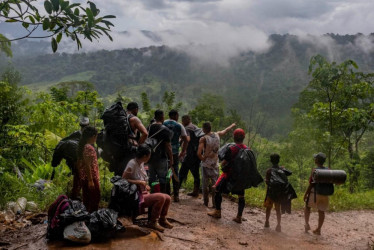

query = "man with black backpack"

[178,115,204,197]
[208,128,263,223]
[304,152,331,235]
[147,110,174,194]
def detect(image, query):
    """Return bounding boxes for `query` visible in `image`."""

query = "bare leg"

[265,206,271,228]
[274,203,281,232]
[313,210,325,235]
[304,206,311,232]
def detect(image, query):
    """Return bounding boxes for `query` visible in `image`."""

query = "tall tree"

[0,0,115,52]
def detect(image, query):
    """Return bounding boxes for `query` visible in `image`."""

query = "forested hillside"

[1,33,374,137]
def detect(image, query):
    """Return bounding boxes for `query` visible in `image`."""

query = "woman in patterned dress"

[77,126,100,212]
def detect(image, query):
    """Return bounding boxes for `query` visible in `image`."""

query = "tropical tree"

[0,0,115,52]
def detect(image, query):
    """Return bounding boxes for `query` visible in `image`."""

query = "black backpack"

[226,147,263,192]
[315,182,334,196]
[186,127,204,155]
[268,168,289,201]
[99,102,132,159]
[313,167,334,196]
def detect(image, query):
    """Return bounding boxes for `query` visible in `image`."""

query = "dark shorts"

[215,176,244,196]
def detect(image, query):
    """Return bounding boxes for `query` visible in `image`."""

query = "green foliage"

[0,34,12,57]
[0,0,116,52]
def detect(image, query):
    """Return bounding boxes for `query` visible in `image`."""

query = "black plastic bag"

[87,208,125,241]
[108,176,139,217]
[59,200,90,226]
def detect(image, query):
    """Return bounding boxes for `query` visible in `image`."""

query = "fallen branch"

[163,234,198,244]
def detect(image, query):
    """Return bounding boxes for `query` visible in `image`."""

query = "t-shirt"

[163,119,187,154]
[148,123,172,159]
[123,159,148,192]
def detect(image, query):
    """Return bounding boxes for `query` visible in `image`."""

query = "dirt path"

[1,191,374,250]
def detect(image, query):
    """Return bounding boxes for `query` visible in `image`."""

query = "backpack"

[99,102,132,159]
[268,168,289,201]
[51,139,79,171]
[226,147,263,192]
[186,127,204,155]
[313,167,335,196]
[145,124,167,154]
[315,182,334,196]
[47,195,70,240]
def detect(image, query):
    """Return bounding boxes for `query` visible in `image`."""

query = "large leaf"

[51,37,58,52]
[51,0,59,12]
[42,18,50,30]
[44,0,53,14]
[86,8,94,28]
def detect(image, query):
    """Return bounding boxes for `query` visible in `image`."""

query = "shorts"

[306,192,329,212]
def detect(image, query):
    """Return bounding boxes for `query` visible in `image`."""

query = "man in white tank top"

[197,122,236,207]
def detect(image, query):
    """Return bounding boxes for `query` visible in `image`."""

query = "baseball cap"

[313,152,326,160]
[79,117,90,126]
[233,128,245,138]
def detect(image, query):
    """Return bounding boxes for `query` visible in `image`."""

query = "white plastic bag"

[15,197,27,214]
[63,221,91,244]
[26,201,38,212]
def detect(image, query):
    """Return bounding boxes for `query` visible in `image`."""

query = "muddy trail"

[1,191,374,250]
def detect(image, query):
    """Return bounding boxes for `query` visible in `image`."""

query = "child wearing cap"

[303,152,329,235]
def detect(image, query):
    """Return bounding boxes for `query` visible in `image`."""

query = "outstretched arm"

[217,123,236,137]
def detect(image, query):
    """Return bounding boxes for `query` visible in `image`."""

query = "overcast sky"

[1,0,374,60]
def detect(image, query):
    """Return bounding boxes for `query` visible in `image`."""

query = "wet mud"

[1,192,374,249]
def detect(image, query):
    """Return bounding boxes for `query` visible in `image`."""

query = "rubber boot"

[233,216,242,224]
[173,190,180,202]
[187,184,199,197]
[207,209,221,218]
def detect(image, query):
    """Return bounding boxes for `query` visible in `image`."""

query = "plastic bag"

[63,221,91,244]
[26,201,38,212]
[87,208,125,241]
[15,197,27,214]
[59,200,90,226]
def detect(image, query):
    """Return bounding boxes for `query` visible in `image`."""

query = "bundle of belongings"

[267,167,297,214]
[47,195,125,244]
[218,143,263,193]
[108,176,140,218]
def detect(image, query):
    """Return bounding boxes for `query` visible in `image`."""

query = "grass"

[24,71,96,93]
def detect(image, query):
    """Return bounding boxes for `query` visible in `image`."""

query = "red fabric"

[81,178,100,213]
[78,144,100,213]
[233,128,245,138]
[215,143,248,186]
[141,193,171,220]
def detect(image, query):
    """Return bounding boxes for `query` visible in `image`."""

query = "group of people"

[56,101,332,235]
